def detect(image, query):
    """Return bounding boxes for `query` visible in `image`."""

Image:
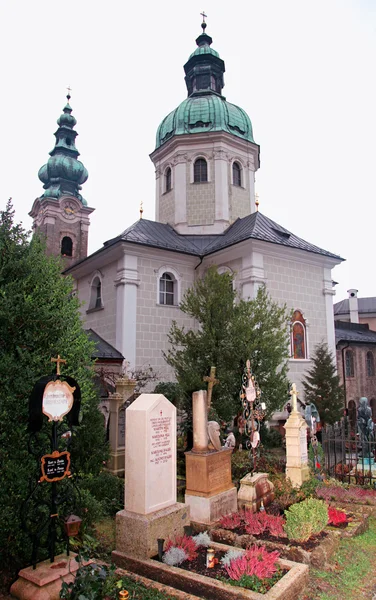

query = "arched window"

[165,167,172,193]
[89,276,103,310]
[366,351,375,377]
[345,350,354,377]
[159,272,175,306]
[232,161,242,186]
[61,236,73,257]
[291,310,307,359]
[194,158,208,183]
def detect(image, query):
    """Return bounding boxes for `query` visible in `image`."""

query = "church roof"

[335,321,376,345]
[86,329,124,361]
[334,297,376,316]
[103,211,343,261]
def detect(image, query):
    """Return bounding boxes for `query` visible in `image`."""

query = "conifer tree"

[302,341,344,425]
[164,266,291,421]
[0,200,107,572]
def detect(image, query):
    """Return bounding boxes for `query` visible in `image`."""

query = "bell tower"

[150,18,260,235]
[29,93,94,265]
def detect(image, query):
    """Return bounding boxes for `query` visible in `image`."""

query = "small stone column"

[107,376,136,476]
[284,384,309,488]
[192,390,209,453]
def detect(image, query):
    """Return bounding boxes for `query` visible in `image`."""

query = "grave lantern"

[64,514,82,537]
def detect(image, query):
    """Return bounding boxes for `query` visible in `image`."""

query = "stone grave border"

[112,541,309,600]
[208,503,370,568]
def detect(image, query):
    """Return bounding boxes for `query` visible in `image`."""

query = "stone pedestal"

[237,472,275,512]
[107,376,136,476]
[284,409,310,488]
[185,448,237,524]
[10,553,80,600]
[114,503,190,559]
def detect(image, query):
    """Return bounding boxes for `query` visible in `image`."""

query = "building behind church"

[29,21,344,410]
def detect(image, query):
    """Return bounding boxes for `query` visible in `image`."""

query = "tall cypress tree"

[302,342,344,425]
[0,200,108,572]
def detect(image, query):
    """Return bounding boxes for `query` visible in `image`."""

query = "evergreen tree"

[164,266,291,422]
[302,341,344,425]
[0,200,107,571]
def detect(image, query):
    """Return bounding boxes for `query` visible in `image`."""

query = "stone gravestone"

[284,383,309,488]
[112,394,189,561]
[185,390,237,524]
[107,376,136,476]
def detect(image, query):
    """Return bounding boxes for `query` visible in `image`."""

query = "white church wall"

[263,252,328,397]
[135,252,197,382]
[76,260,118,348]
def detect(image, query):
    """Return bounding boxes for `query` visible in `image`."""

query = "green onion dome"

[155,23,255,150]
[38,96,88,204]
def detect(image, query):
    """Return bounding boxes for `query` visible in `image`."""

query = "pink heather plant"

[243,511,286,538]
[219,511,242,530]
[225,545,280,581]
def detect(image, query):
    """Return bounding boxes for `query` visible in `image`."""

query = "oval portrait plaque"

[42,380,76,422]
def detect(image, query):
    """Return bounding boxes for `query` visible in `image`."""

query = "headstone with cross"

[203,366,219,408]
[284,383,309,488]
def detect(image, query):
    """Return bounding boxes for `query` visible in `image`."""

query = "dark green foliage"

[0,201,108,573]
[164,267,290,422]
[60,556,179,599]
[79,472,124,517]
[302,342,344,425]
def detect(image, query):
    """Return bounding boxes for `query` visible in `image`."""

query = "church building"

[30,21,343,400]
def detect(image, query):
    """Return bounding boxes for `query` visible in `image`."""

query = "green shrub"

[79,472,124,516]
[78,489,104,529]
[284,498,328,542]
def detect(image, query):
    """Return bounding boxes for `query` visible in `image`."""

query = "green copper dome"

[156,95,254,148]
[38,96,88,204]
[155,23,255,150]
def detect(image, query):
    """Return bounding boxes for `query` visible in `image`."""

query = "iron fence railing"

[321,416,376,486]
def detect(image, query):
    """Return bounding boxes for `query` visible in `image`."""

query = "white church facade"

[30,21,343,403]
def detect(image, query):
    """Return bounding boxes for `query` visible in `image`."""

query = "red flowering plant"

[219,511,243,530]
[225,545,280,581]
[164,535,198,562]
[243,511,286,538]
[327,507,348,526]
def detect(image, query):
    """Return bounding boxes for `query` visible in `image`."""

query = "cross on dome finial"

[66,85,72,102]
[200,10,207,32]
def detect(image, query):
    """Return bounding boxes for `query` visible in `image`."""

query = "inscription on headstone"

[118,407,125,447]
[125,394,176,515]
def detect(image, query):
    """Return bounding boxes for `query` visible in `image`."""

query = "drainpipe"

[341,341,350,410]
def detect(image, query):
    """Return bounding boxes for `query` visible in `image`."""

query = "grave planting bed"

[113,541,308,600]
[209,527,340,568]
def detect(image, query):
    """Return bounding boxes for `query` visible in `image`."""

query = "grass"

[299,516,376,599]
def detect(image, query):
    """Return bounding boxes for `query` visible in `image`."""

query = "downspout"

[341,341,350,410]
[194,255,204,270]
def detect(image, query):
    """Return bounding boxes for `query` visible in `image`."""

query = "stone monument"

[284,383,309,488]
[185,390,237,524]
[107,375,137,476]
[112,394,189,561]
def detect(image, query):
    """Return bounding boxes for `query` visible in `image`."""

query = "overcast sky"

[0,0,375,302]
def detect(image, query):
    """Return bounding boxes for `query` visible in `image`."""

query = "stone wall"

[136,255,196,381]
[159,189,175,224]
[186,163,215,226]
[336,344,376,407]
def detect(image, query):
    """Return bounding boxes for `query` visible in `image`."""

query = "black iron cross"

[200,11,207,22]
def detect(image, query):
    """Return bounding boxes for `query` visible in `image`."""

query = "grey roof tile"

[103,212,343,261]
[86,329,124,360]
[335,321,376,344]
[334,297,376,315]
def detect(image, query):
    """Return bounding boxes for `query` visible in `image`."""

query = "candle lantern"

[64,514,82,537]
